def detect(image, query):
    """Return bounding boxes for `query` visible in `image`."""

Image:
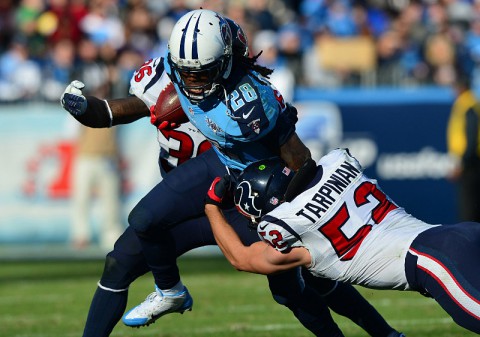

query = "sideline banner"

[295,87,458,224]
[0,103,159,244]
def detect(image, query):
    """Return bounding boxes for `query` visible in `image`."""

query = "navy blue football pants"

[405,222,480,333]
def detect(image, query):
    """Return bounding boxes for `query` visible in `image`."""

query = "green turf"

[0,257,476,337]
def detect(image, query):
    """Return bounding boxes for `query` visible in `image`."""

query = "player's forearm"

[73,96,149,128]
[205,205,304,275]
[108,97,150,125]
[205,204,248,270]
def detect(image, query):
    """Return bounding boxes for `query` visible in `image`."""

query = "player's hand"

[205,175,233,207]
[61,80,87,116]
[149,105,180,130]
[158,121,180,130]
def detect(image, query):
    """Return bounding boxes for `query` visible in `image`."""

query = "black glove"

[205,175,233,207]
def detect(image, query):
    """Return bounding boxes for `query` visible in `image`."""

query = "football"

[153,82,189,125]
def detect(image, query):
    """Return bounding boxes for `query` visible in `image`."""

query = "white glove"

[60,80,87,116]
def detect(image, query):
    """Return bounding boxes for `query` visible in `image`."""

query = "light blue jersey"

[164,56,294,171]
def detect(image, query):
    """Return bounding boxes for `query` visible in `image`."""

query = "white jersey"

[129,57,210,175]
[258,148,439,290]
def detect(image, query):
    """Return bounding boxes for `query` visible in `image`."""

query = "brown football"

[154,82,189,124]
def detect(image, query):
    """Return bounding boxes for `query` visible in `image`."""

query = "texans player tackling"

[62,9,404,337]
[206,148,480,334]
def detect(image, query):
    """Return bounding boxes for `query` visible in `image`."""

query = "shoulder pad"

[130,57,165,92]
[129,57,170,108]
[257,219,296,253]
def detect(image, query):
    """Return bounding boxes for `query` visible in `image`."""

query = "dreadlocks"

[235,51,274,79]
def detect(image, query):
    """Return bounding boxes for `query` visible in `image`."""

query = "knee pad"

[128,206,154,233]
[99,254,147,290]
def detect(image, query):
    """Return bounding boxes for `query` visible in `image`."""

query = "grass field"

[1,256,477,337]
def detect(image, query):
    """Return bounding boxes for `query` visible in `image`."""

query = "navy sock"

[82,287,128,337]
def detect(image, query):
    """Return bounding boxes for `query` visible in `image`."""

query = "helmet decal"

[179,13,195,59]
[237,28,247,49]
[235,181,262,218]
[191,12,204,59]
[269,196,279,206]
[220,19,232,50]
[282,167,292,176]
[226,17,248,57]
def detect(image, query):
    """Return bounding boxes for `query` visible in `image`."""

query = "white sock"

[156,280,185,296]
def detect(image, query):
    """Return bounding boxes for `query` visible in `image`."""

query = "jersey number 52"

[319,181,397,261]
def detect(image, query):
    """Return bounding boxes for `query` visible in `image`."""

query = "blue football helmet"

[234,157,295,225]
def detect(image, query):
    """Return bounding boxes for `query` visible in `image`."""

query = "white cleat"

[122,286,193,327]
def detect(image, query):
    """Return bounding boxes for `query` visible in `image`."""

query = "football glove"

[205,175,233,207]
[61,80,87,116]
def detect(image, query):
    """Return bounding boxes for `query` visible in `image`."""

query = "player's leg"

[267,268,344,337]
[124,151,228,327]
[84,213,231,337]
[121,201,259,328]
[127,149,226,288]
[405,222,480,333]
[82,227,149,337]
[302,271,403,337]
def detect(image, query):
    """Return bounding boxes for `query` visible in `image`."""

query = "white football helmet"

[167,9,233,102]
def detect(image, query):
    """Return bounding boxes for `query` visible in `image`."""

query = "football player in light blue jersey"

[164,21,296,170]
[61,9,403,337]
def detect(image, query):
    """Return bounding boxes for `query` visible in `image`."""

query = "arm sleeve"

[71,96,149,128]
[70,96,112,128]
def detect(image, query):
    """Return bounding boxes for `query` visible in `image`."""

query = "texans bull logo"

[234,181,262,219]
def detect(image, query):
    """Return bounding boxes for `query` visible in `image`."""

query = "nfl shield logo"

[269,197,279,206]
[248,119,261,134]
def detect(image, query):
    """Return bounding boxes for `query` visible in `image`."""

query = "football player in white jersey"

[206,148,480,334]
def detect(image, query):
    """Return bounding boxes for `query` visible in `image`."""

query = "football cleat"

[122,286,193,327]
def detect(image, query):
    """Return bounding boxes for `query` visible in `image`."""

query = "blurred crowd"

[1,0,480,102]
